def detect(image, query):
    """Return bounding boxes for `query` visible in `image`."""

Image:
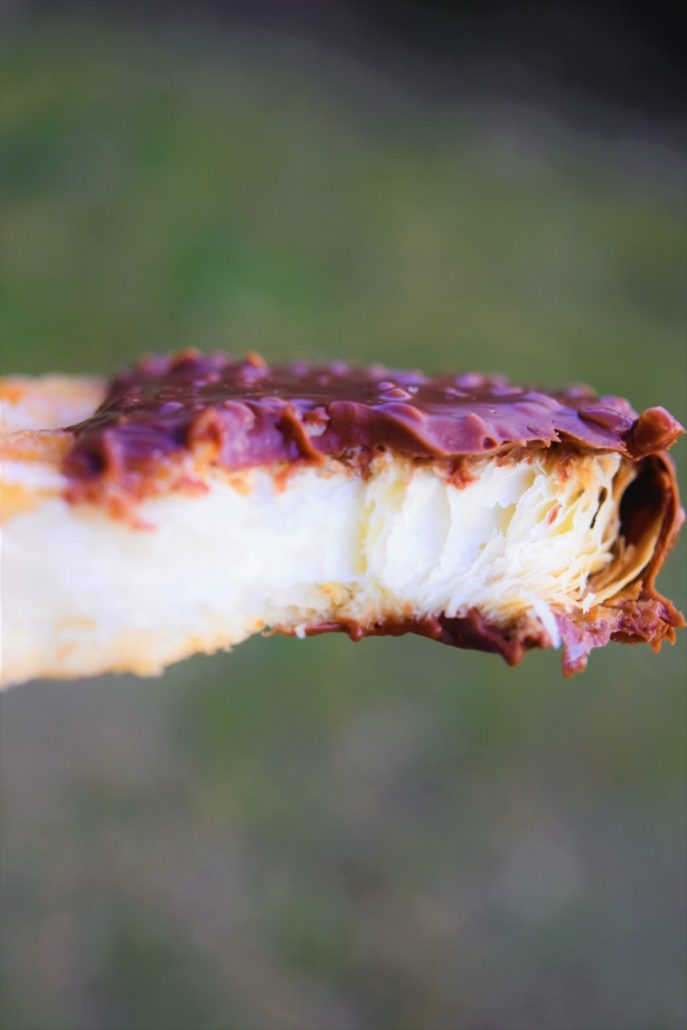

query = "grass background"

[1,16,686,1030]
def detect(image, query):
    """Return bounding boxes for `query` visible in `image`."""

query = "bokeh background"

[1,4,686,1029]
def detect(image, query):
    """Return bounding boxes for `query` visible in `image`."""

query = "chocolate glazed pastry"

[0,351,684,685]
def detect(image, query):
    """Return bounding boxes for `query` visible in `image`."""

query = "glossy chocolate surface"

[66,350,684,484]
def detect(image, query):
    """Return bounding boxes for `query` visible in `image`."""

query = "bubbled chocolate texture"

[66,350,684,481]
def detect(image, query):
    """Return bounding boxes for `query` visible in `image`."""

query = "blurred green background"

[1,10,686,1030]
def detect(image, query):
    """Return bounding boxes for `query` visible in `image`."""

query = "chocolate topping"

[65,350,685,492]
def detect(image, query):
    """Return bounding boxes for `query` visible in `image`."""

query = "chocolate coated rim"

[65,351,685,489]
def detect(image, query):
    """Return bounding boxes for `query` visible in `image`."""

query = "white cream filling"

[0,449,652,686]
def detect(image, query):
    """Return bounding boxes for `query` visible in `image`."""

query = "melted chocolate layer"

[66,350,684,490]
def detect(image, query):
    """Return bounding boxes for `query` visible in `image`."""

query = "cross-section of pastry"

[0,351,683,687]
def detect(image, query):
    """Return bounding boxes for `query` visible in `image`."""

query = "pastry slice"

[1,351,683,687]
